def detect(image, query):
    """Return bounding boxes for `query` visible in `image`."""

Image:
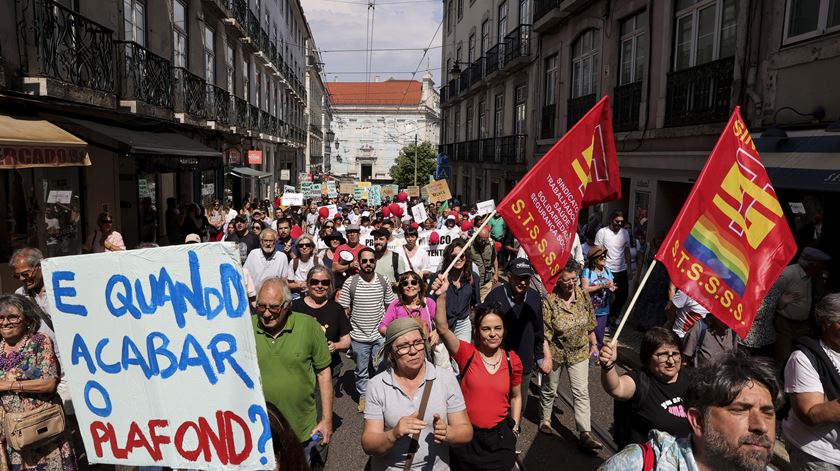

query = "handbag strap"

[403,377,435,471]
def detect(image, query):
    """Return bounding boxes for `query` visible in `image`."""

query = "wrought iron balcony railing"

[481,137,496,162]
[567,93,597,129]
[116,41,172,109]
[459,69,471,94]
[613,81,642,132]
[439,85,448,104]
[247,11,260,42]
[485,44,500,75]
[467,139,480,162]
[206,83,229,123]
[260,28,269,56]
[249,104,260,130]
[455,141,468,162]
[665,56,734,127]
[509,134,527,164]
[504,25,531,65]
[30,0,115,93]
[448,78,459,100]
[259,110,272,135]
[172,67,207,118]
[469,57,484,87]
[230,0,247,26]
[534,0,563,24]
[232,95,249,128]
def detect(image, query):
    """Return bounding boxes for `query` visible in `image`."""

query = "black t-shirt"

[292,298,351,368]
[624,368,691,444]
[228,231,260,254]
[485,285,544,375]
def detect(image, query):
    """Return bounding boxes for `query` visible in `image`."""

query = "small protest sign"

[423,180,452,203]
[326,181,338,198]
[283,185,296,194]
[339,182,355,194]
[368,185,382,206]
[41,244,274,470]
[381,185,398,200]
[407,186,420,198]
[300,181,312,195]
[282,193,304,206]
[476,199,496,216]
[309,183,323,200]
[411,203,428,224]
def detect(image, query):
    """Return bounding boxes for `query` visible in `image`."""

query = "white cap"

[446,215,455,221]
[339,251,355,262]
[362,211,371,217]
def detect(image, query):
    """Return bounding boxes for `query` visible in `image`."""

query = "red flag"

[498,96,620,292]
[654,107,796,339]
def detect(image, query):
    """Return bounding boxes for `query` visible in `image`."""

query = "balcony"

[259,110,272,135]
[485,44,501,76]
[448,77,460,101]
[503,25,531,70]
[440,85,448,105]
[467,139,480,162]
[116,41,172,111]
[172,67,207,120]
[481,137,496,162]
[541,104,556,139]
[613,81,642,132]
[246,11,260,46]
[206,84,230,125]
[455,141,468,162]
[469,58,484,88]
[533,0,587,32]
[231,96,249,130]
[458,69,471,94]
[567,93,596,129]
[665,57,734,127]
[227,0,248,28]
[249,104,260,131]
[23,0,115,105]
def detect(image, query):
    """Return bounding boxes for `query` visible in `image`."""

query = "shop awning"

[0,115,91,168]
[63,118,222,157]
[229,167,272,179]
[756,130,840,192]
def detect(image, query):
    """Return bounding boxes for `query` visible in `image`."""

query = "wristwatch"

[512,423,521,436]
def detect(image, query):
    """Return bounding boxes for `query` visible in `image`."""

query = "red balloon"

[394,206,404,217]
[495,241,502,252]
[318,207,329,219]
[397,192,408,202]
[460,220,473,232]
[382,206,391,217]
[410,222,419,229]
[388,202,400,215]
[290,225,303,239]
[429,231,440,244]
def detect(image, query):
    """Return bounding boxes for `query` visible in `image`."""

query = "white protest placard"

[411,204,428,224]
[282,192,304,206]
[326,181,338,198]
[788,202,806,214]
[41,244,274,470]
[320,204,339,219]
[417,227,459,272]
[283,185,296,194]
[47,190,73,204]
[476,199,496,216]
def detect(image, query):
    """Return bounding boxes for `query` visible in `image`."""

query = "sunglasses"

[399,279,419,287]
[13,265,39,280]
[360,259,375,264]
[309,279,330,287]
[298,243,313,248]
[255,303,284,315]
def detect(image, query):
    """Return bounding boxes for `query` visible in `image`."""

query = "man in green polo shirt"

[253,277,332,466]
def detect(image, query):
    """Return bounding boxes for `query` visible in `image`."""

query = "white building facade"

[326,73,440,182]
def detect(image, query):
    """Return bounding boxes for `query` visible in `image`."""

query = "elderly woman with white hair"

[361,318,472,470]
[782,293,840,470]
[285,234,319,299]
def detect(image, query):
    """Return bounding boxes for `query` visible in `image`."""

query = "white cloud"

[302,0,443,87]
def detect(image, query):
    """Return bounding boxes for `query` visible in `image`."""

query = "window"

[478,99,487,137]
[243,57,250,103]
[498,2,508,44]
[458,0,464,19]
[123,0,146,46]
[619,11,647,85]
[544,54,558,106]
[447,0,454,33]
[204,26,216,84]
[673,0,736,71]
[226,44,235,93]
[570,29,599,98]
[468,34,476,62]
[514,85,526,135]
[481,20,490,54]
[255,70,261,109]
[456,46,463,64]
[454,109,461,142]
[173,0,188,68]
[784,0,840,43]
[494,93,504,136]
[519,0,530,25]
[466,104,474,140]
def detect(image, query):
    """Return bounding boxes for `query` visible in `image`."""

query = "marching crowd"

[2,192,839,471]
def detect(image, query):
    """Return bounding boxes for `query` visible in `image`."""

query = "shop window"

[784,0,840,44]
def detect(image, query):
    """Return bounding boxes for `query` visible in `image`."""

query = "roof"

[326,79,423,106]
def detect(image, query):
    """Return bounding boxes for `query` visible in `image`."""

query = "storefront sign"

[224,148,242,165]
[0,146,91,168]
[41,244,274,470]
[247,150,263,165]
[279,169,290,180]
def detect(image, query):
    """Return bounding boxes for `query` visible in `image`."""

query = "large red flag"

[654,107,796,338]
[498,96,620,292]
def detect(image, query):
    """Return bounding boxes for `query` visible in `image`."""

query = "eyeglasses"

[298,243,313,249]
[360,259,375,264]
[394,339,425,356]
[255,303,285,315]
[559,277,579,285]
[653,351,681,363]
[309,279,331,287]
[13,265,39,280]
[0,315,23,325]
[400,279,419,287]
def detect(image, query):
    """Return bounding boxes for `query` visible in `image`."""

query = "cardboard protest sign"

[339,182,355,194]
[357,182,372,188]
[407,186,420,199]
[354,185,369,200]
[300,181,312,196]
[381,185,398,200]
[411,203,428,224]
[423,180,451,203]
[41,244,274,470]
[283,185,296,195]
[282,193,304,206]
[309,183,323,200]
[476,199,496,216]
[368,185,382,206]
[326,181,338,198]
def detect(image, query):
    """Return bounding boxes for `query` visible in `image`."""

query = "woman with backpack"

[431,275,522,470]
[581,245,617,348]
[285,234,319,299]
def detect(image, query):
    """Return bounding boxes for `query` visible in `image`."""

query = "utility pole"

[413,134,418,186]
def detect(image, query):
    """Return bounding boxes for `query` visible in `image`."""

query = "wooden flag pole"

[441,210,497,278]
[610,260,658,344]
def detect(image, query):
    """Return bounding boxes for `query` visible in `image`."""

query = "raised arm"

[598,340,637,400]
[431,275,460,356]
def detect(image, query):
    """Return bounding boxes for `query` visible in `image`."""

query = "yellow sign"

[339,182,356,194]
[358,181,372,188]
[423,180,452,203]
[407,186,420,198]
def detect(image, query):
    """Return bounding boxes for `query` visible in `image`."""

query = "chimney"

[374,75,380,83]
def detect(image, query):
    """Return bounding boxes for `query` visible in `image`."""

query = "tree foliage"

[389,141,438,188]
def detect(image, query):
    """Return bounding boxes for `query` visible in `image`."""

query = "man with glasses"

[82,212,125,253]
[333,224,368,277]
[244,229,289,290]
[252,277,333,467]
[595,210,632,330]
[338,247,396,413]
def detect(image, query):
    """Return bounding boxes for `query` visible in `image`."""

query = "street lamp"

[326,129,335,143]
[449,60,469,81]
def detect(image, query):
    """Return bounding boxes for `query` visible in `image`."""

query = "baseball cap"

[346,224,361,232]
[185,233,201,244]
[508,258,534,277]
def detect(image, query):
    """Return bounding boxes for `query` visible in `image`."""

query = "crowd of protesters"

[3,190,839,471]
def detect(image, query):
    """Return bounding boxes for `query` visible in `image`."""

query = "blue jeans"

[352,337,384,397]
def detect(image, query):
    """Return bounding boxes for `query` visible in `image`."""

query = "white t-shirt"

[243,249,290,291]
[783,342,840,465]
[283,256,317,283]
[671,290,709,338]
[399,245,430,274]
[594,227,630,272]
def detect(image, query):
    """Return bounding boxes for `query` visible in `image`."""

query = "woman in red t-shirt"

[432,275,523,471]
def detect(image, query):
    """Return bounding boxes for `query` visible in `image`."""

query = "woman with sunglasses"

[286,235,320,299]
[431,277,523,470]
[316,221,336,251]
[598,327,690,448]
[581,245,617,348]
[251,220,265,236]
[82,212,125,253]
[292,266,351,393]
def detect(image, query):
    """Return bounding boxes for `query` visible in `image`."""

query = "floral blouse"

[542,286,597,366]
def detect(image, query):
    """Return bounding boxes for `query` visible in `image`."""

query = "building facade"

[440,0,840,269]
[0,0,319,270]
[306,36,335,181]
[326,74,440,182]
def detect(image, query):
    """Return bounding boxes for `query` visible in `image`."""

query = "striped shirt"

[338,274,396,342]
